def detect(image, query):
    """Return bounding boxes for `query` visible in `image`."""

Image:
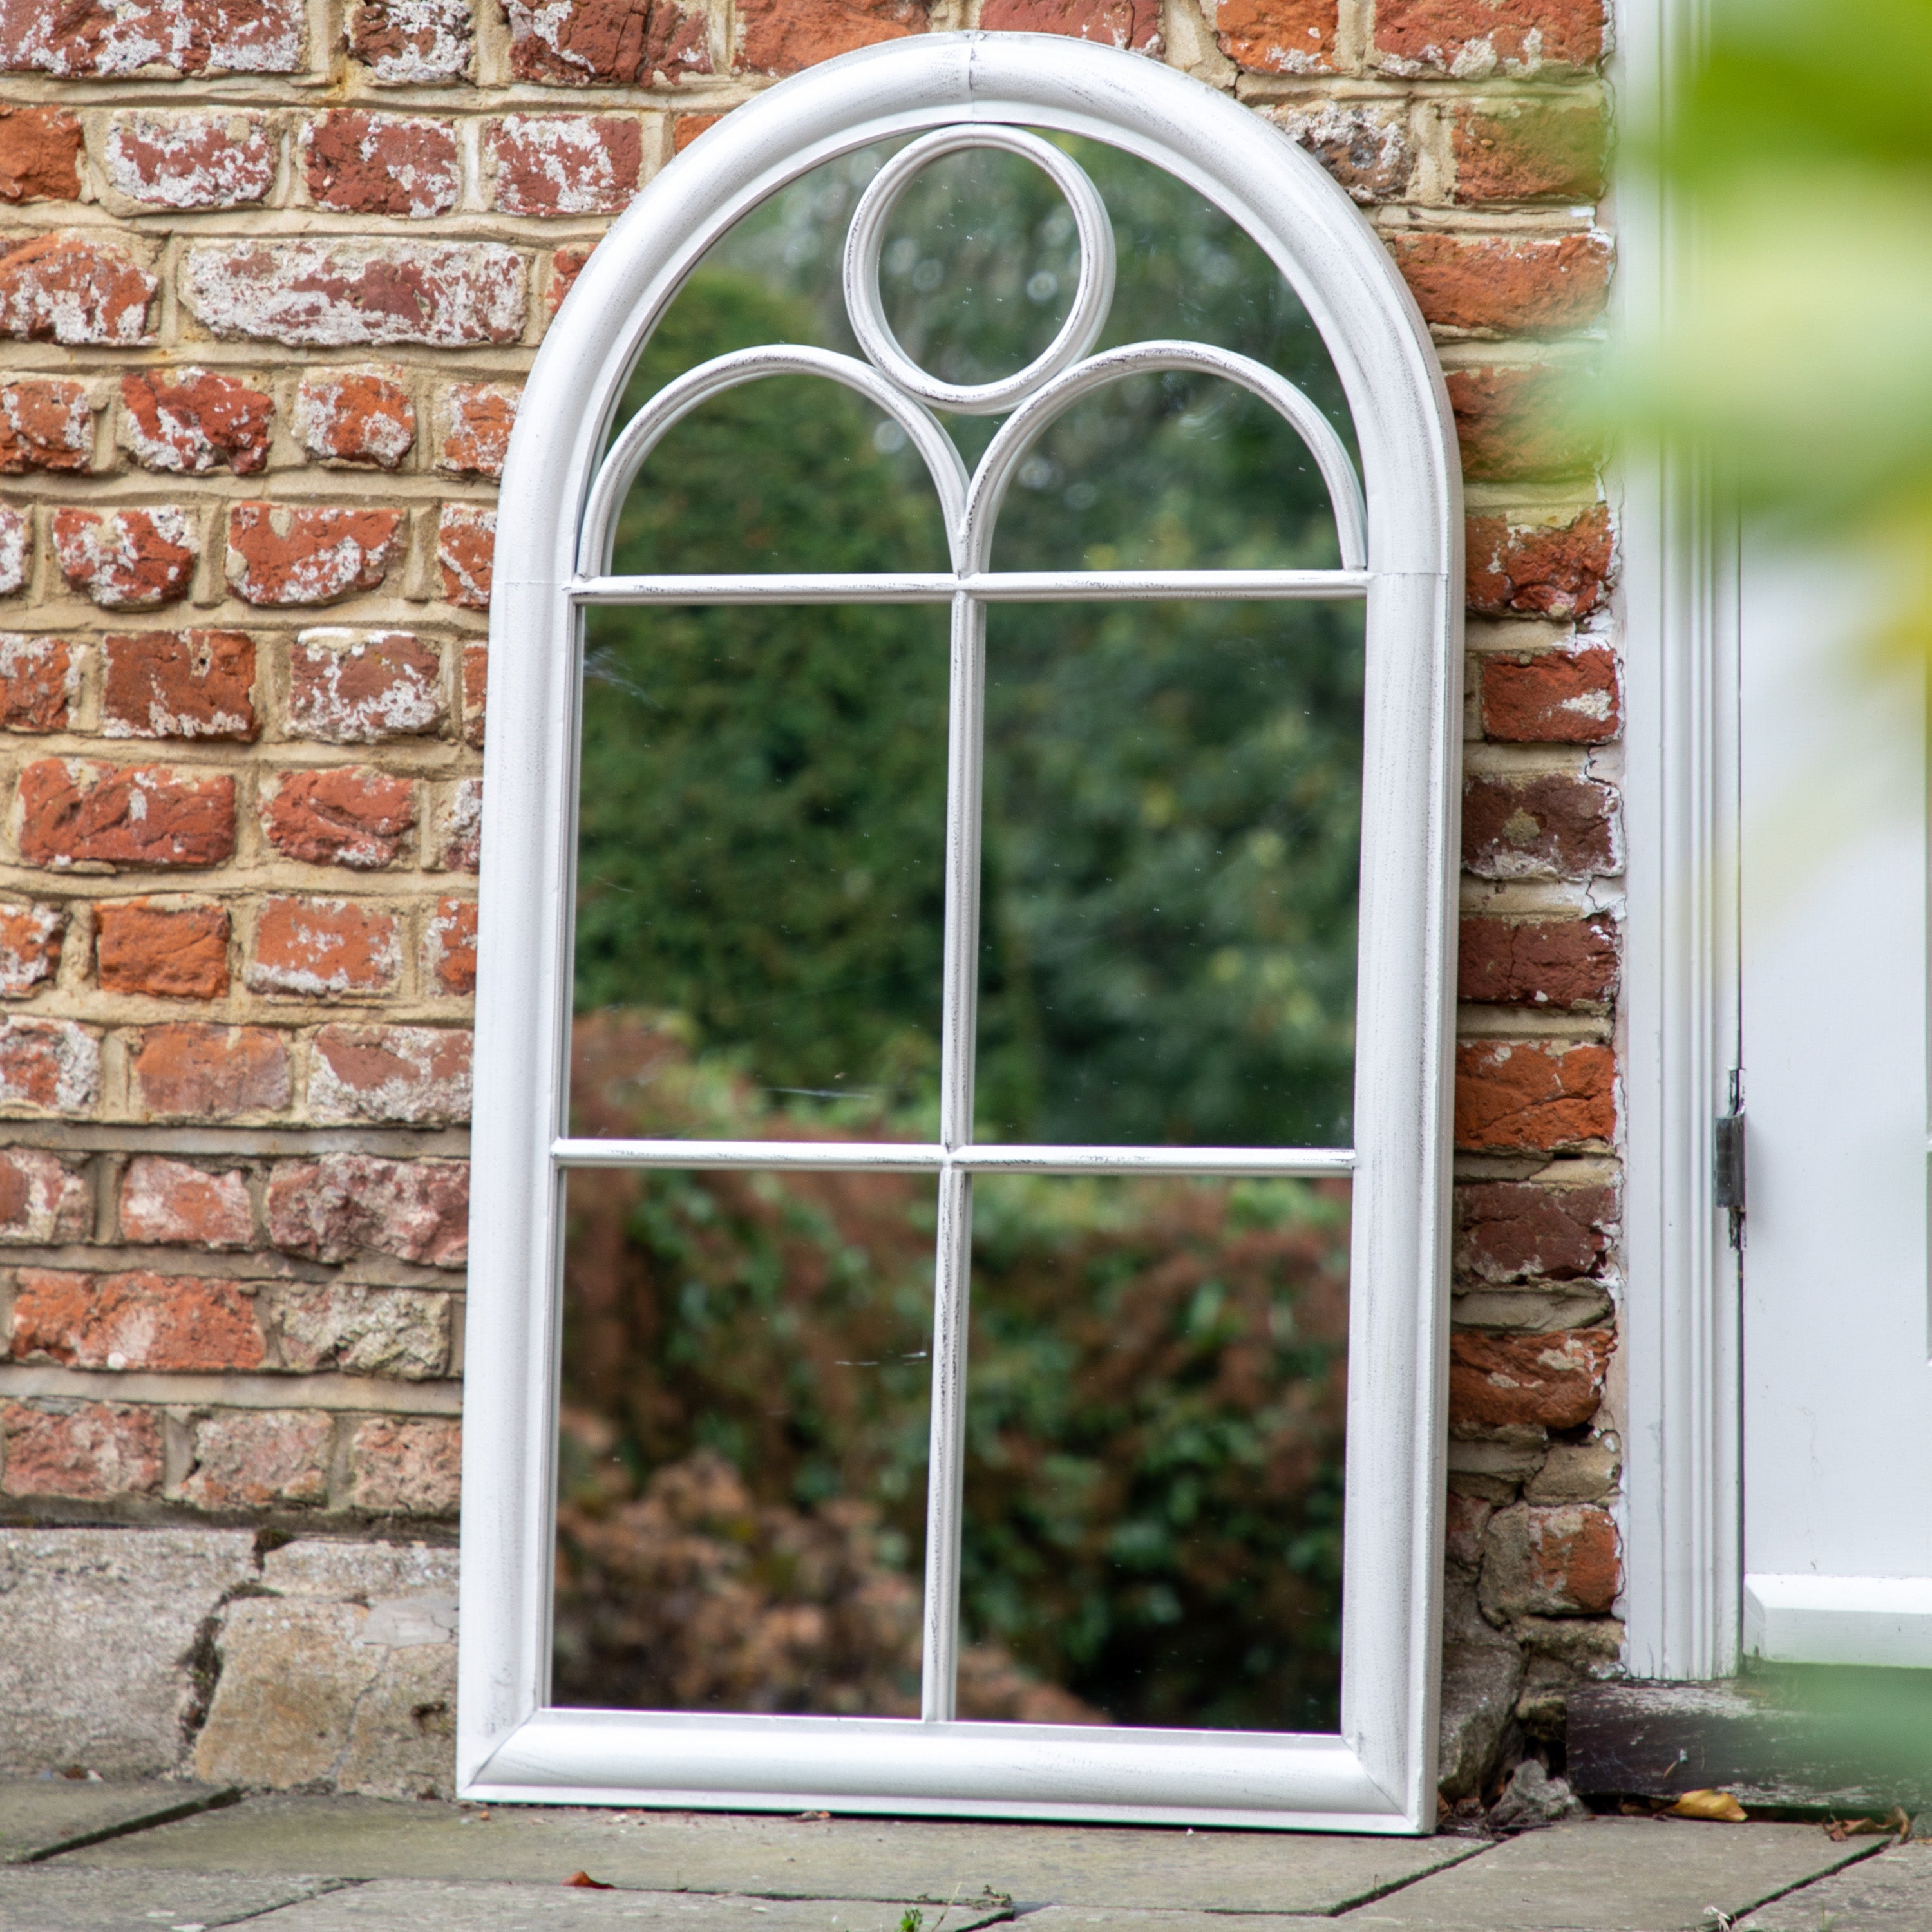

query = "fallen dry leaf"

[1828,1807,1914,1843]
[1667,1790,1748,1822]
[564,1871,616,1889]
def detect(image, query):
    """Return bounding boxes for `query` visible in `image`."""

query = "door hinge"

[1714,1070,1745,1247]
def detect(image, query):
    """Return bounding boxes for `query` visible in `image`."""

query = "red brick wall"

[0,0,1616,1797]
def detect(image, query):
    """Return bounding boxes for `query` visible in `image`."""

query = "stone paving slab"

[1017,1911,1329,1931]
[1332,1818,1880,1932]
[1739,1838,1932,1931]
[0,1781,238,1866]
[0,1863,342,1931]
[72,1799,1477,1914]
[239,1879,1010,1929]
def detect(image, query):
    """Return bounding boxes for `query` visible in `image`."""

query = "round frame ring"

[843,126,1117,416]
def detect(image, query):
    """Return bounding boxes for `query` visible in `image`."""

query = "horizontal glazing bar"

[553,1137,1355,1177]
[571,570,1370,605]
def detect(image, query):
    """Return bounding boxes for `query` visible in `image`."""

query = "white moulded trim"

[462,30,1462,1833]
[1744,1576,1932,1670]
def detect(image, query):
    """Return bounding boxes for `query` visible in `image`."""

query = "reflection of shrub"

[556,1014,1347,1730]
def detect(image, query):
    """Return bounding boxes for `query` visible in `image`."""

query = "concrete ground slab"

[74,1799,1478,1914]
[242,1879,1011,1929]
[0,1863,341,1931]
[1018,1911,1329,1930]
[1333,1818,1880,1932]
[0,1781,237,1865]
[1739,1838,1932,1931]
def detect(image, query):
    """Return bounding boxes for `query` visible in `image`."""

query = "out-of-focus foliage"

[574,137,1365,1148]
[554,1017,1349,1728]
[1625,0,1932,653]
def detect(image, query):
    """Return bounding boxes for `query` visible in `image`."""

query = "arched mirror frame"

[459,31,1463,1833]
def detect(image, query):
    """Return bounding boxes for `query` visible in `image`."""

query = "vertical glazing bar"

[920,586,986,1723]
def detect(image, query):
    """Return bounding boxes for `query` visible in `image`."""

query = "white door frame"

[1611,0,1746,1685]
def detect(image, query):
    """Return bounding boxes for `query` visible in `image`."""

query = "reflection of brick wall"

[0,0,1616,1799]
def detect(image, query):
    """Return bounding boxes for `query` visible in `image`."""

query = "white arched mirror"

[460,32,1461,1833]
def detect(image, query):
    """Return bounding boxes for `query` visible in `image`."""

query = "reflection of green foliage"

[560,1019,1347,1729]
[576,138,1363,1145]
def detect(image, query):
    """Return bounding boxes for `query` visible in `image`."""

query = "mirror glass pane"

[553,1153,934,1716]
[961,1173,1350,1730]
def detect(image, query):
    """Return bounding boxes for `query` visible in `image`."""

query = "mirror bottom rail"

[464,1709,1412,1830]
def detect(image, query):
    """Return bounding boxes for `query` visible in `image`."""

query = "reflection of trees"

[560,141,1359,1728]
[555,1019,1347,1729]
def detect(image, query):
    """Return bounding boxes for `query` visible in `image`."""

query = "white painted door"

[1738,542,1932,1665]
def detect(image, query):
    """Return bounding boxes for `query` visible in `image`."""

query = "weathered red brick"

[131,1023,289,1117]
[17,759,236,869]
[1265,101,1410,202]
[546,244,594,316]
[0,1401,159,1499]
[488,115,641,218]
[270,1282,450,1379]
[0,898,63,992]
[1444,1492,1492,1572]
[0,1146,88,1241]
[52,507,198,609]
[268,1154,469,1266]
[1456,1180,1616,1284]
[290,630,443,743]
[0,1017,97,1110]
[437,505,494,611]
[1201,0,1332,71]
[1451,97,1606,204]
[672,112,723,153]
[0,634,73,731]
[1390,231,1611,334]
[0,377,91,473]
[0,0,304,74]
[248,895,399,997]
[310,1023,471,1124]
[0,106,83,202]
[1459,914,1616,1009]
[184,240,526,348]
[1450,1327,1611,1430]
[348,1415,460,1513]
[1374,0,1605,77]
[1448,365,1598,482]
[1455,1040,1614,1152]
[225,502,404,607]
[178,1410,330,1510]
[435,777,479,872]
[347,0,473,82]
[1463,771,1618,880]
[0,232,156,345]
[507,0,711,84]
[980,0,1160,52]
[425,895,476,996]
[437,383,518,480]
[261,767,415,870]
[96,898,231,998]
[104,109,275,209]
[0,505,25,595]
[460,641,486,747]
[1482,1502,1618,1616]
[293,368,416,468]
[118,1156,252,1248]
[303,109,459,220]
[1483,644,1619,744]
[102,629,257,740]
[1468,503,1612,618]
[736,0,920,73]
[120,368,274,477]
[10,1267,262,1370]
